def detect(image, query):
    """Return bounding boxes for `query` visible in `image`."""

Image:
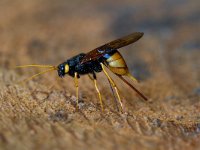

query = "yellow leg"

[100,63,124,111]
[88,74,93,80]
[88,75,104,111]
[74,72,79,108]
[94,79,104,111]
[127,73,138,83]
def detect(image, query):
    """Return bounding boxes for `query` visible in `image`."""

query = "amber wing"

[81,32,144,64]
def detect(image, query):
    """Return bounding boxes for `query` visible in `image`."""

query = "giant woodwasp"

[16,32,148,111]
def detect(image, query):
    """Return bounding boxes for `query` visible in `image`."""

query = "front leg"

[74,72,79,108]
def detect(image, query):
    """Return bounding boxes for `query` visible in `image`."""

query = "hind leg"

[100,63,124,112]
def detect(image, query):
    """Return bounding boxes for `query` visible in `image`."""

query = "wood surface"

[0,0,199,150]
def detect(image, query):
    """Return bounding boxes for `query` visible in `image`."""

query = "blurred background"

[0,0,200,149]
[0,0,199,97]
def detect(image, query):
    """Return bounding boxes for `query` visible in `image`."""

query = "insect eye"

[57,64,65,77]
[59,64,64,70]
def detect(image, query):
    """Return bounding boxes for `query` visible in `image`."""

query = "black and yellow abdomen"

[104,50,128,75]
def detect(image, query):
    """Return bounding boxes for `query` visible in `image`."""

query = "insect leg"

[74,72,79,108]
[100,63,124,112]
[88,74,93,80]
[127,73,138,83]
[88,74,104,111]
[107,78,119,111]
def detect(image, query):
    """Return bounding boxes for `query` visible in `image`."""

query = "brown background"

[0,0,200,150]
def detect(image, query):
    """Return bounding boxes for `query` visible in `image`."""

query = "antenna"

[16,64,56,69]
[16,64,58,84]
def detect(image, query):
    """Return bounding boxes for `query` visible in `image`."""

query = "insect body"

[57,50,128,78]
[57,53,102,78]
[16,32,148,112]
[103,50,128,75]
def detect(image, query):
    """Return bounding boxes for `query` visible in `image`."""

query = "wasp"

[16,32,148,111]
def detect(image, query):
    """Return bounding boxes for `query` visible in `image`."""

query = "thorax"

[67,53,102,77]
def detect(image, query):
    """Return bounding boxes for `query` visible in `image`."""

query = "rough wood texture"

[0,0,199,150]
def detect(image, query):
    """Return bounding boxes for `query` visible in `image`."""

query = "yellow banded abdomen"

[105,51,128,75]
